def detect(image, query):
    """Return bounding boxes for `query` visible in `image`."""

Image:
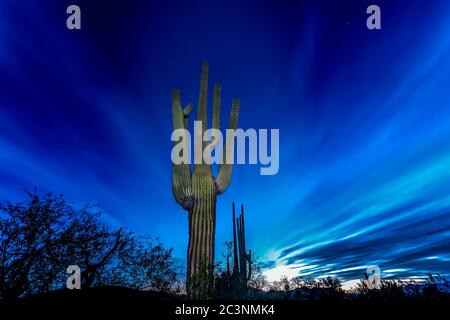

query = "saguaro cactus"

[171,61,240,299]
[232,203,252,298]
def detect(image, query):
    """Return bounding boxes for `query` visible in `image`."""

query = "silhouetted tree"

[290,276,304,290]
[317,276,343,300]
[0,190,178,301]
[355,279,405,301]
[102,237,179,293]
[61,209,133,289]
[0,190,77,300]
[423,274,450,300]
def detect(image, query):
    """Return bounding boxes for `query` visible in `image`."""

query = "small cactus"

[231,202,252,298]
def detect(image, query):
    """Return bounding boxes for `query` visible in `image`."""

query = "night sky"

[1,0,450,284]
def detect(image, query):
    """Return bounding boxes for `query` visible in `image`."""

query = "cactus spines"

[171,61,240,299]
[231,202,252,298]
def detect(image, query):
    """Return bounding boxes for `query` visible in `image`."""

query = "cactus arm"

[183,103,193,130]
[232,203,239,275]
[215,99,240,194]
[197,60,209,129]
[193,60,212,174]
[172,89,193,209]
[226,249,231,276]
[212,83,221,130]
[209,83,222,166]
[172,89,185,131]
[197,60,208,157]
[241,204,246,254]
[238,214,245,277]
[183,103,193,115]
[246,250,252,281]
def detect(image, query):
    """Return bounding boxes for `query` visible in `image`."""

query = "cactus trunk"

[187,174,216,299]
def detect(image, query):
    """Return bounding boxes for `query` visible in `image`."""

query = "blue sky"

[1,0,450,282]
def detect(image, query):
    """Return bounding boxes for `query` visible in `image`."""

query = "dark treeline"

[214,249,450,301]
[240,274,450,301]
